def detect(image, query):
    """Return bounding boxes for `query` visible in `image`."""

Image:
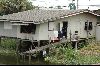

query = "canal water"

[0,53,55,65]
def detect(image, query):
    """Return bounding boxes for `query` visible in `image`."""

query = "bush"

[45,41,100,65]
[0,38,17,50]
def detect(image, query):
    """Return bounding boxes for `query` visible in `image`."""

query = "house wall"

[37,13,97,40]
[17,24,40,40]
[0,13,97,41]
[68,13,97,39]
[0,22,17,37]
[38,23,49,40]
[53,13,97,39]
[96,25,100,41]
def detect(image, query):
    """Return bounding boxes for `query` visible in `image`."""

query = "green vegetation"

[0,38,17,50]
[45,39,100,65]
[0,0,34,15]
[0,38,17,54]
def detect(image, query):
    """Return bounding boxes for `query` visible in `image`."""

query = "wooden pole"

[49,37,51,45]
[70,30,72,42]
[16,52,19,65]
[21,53,24,61]
[86,21,89,44]
[38,40,40,47]
[75,41,78,52]
[29,48,31,64]
[94,25,97,44]
[16,39,20,53]
[77,0,78,9]
[0,36,1,45]
[23,54,25,62]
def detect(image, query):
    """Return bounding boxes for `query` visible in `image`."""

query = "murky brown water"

[0,54,53,65]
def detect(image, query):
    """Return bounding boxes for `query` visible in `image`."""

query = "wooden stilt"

[49,37,51,45]
[0,36,1,45]
[16,52,19,65]
[16,39,20,53]
[22,54,24,61]
[75,41,78,52]
[29,48,31,64]
[23,54,25,62]
[38,40,40,47]
[70,30,72,42]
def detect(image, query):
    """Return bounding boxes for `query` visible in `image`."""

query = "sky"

[30,0,100,10]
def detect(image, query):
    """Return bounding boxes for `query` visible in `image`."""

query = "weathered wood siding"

[53,13,97,39]
[68,13,97,39]
[0,12,97,41]
[17,24,40,40]
[38,23,49,40]
[96,25,100,41]
[0,21,17,37]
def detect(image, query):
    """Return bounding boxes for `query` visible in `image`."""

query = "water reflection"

[0,53,50,65]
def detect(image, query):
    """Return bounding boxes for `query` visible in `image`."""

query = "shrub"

[0,38,17,50]
[45,41,100,65]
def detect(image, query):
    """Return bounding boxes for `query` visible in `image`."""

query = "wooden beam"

[10,20,23,23]
[64,16,68,17]
[11,23,29,25]
[0,19,9,22]
[38,40,40,47]
[60,16,64,18]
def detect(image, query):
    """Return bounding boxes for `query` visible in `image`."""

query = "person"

[58,30,63,40]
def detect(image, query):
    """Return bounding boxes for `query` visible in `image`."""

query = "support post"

[49,37,51,45]
[0,36,1,45]
[77,0,78,9]
[16,38,20,53]
[70,30,72,42]
[23,54,25,62]
[38,40,40,47]
[16,53,19,65]
[87,21,89,43]
[29,48,31,64]
[75,41,78,52]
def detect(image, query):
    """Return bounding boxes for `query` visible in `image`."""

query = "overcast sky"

[30,0,100,10]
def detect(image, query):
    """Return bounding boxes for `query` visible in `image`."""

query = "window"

[84,22,93,30]
[84,22,88,30]
[75,31,78,35]
[20,24,36,34]
[75,31,78,33]
[88,22,93,30]
[48,21,54,31]
[4,22,12,29]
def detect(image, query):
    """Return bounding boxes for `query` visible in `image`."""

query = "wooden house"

[0,9,100,43]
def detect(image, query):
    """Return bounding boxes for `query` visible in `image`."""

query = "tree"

[0,0,34,15]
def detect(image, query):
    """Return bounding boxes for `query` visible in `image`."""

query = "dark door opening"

[62,22,68,38]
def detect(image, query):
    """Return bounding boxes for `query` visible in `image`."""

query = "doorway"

[62,21,68,38]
